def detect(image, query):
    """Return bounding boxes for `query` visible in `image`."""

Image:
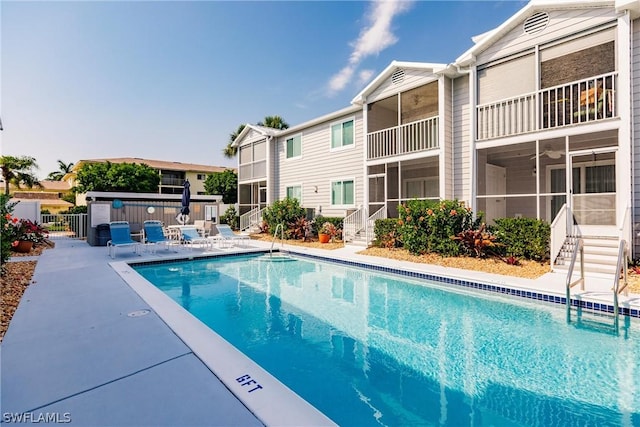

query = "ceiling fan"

[530,146,564,160]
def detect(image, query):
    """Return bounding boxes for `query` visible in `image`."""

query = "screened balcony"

[366,81,439,161]
[477,72,617,140]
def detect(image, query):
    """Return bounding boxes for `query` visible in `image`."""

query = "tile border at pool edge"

[128,249,640,319]
[287,250,640,320]
[110,259,338,427]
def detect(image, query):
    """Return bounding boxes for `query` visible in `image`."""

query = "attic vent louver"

[391,69,405,84]
[523,12,549,35]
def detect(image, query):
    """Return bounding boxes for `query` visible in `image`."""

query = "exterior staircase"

[345,230,370,247]
[553,235,620,278]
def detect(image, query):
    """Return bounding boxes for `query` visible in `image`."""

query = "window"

[197,174,206,180]
[331,119,354,149]
[286,135,302,159]
[331,180,354,206]
[286,185,302,202]
[205,205,218,223]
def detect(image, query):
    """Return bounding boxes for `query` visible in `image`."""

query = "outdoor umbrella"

[177,179,191,224]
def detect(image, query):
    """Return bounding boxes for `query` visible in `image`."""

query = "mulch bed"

[0,243,50,342]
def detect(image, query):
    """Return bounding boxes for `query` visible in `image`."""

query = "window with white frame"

[205,205,218,223]
[331,119,354,149]
[286,135,302,159]
[331,180,354,206]
[286,185,302,202]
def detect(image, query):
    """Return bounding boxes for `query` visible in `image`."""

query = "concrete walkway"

[2,238,639,426]
[1,239,263,426]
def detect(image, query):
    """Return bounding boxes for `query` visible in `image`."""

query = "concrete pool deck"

[2,238,639,426]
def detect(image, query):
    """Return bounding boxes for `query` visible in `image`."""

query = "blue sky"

[1,0,526,179]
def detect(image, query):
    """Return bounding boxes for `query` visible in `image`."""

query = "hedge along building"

[84,191,221,246]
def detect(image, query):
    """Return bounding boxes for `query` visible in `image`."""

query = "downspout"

[266,135,273,206]
[455,64,474,214]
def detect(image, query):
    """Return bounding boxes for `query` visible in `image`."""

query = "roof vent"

[391,69,405,84]
[523,12,549,35]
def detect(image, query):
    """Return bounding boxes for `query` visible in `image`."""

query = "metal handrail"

[270,223,284,258]
[565,238,584,317]
[613,240,629,318]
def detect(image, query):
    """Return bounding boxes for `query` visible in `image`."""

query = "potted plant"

[6,216,48,253]
[318,222,337,243]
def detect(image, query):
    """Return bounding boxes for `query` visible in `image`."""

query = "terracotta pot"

[318,233,330,244]
[13,240,33,253]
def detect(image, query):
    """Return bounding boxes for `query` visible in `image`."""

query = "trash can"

[96,223,111,246]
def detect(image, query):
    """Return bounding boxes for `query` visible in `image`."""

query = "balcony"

[367,116,439,161]
[477,72,617,141]
[160,177,185,186]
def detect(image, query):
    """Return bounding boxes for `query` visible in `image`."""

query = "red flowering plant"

[5,215,48,245]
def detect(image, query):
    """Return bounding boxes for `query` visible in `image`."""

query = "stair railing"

[239,207,259,232]
[343,206,367,243]
[365,207,386,245]
[550,204,568,271]
[565,238,584,320]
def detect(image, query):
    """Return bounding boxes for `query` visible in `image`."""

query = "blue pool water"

[134,253,640,426]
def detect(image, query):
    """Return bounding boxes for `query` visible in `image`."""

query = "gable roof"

[351,61,447,105]
[231,124,280,148]
[454,0,615,66]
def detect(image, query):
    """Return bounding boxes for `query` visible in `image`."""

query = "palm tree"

[0,155,41,195]
[46,159,74,181]
[257,115,289,130]
[223,124,246,159]
[222,116,289,159]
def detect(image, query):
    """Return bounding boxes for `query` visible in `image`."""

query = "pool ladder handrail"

[565,238,584,317]
[613,239,629,319]
[270,223,285,258]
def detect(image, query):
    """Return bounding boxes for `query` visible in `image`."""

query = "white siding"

[477,7,618,65]
[453,75,471,204]
[275,112,364,217]
[632,17,640,256]
[368,68,437,103]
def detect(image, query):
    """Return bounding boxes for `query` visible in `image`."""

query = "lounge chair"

[215,224,251,247]
[181,226,222,250]
[107,221,142,259]
[143,220,179,253]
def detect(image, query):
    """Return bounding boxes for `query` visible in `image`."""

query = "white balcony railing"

[477,72,617,141]
[367,116,438,160]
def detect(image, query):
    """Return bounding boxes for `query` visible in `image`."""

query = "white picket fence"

[40,214,88,240]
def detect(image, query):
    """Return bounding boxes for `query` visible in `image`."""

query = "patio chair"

[193,220,210,237]
[215,224,251,247]
[107,221,142,259]
[181,226,222,250]
[573,83,612,120]
[143,220,179,253]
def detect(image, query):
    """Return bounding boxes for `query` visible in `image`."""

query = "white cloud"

[358,69,375,87]
[327,0,413,95]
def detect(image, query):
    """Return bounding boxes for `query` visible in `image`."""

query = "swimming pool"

[133,253,640,426]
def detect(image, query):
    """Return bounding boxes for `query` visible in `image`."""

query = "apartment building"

[235,0,640,263]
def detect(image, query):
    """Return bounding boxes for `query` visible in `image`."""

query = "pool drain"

[127,309,151,318]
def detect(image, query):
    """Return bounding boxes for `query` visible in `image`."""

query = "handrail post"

[565,238,584,322]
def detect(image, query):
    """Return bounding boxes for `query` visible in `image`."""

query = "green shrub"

[373,218,401,248]
[398,199,474,256]
[220,206,239,230]
[262,198,307,239]
[490,217,550,260]
[64,205,87,214]
[1,195,18,272]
